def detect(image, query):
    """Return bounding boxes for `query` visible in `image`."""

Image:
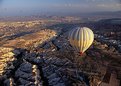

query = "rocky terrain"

[0,19,121,86]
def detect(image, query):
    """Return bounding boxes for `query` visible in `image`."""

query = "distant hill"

[78,11,121,19]
[91,11,121,16]
[97,18,121,25]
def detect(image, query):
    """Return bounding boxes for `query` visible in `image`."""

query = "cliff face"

[0,47,15,76]
[0,30,56,78]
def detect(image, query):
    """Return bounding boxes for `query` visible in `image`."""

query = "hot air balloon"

[68,27,94,55]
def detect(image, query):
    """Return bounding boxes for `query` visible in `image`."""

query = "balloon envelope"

[68,27,94,54]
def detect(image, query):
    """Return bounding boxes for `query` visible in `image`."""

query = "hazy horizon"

[0,0,121,17]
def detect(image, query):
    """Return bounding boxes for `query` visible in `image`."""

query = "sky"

[0,0,121,16]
